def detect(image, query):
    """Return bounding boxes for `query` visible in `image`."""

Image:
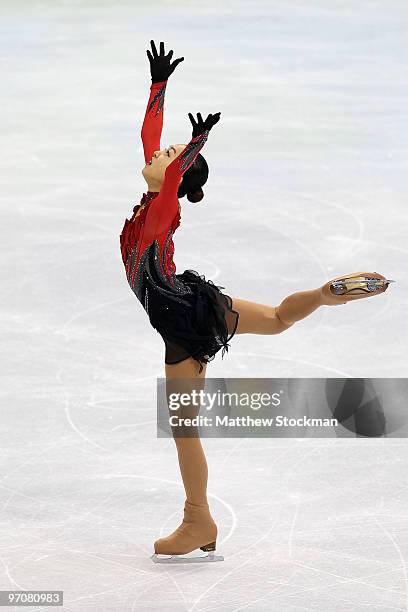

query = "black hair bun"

[187,188,204,203]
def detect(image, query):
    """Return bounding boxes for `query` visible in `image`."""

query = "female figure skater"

[119,40,392,563]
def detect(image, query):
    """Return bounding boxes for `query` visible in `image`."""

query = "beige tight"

[164,296,290,507]
[165,358,208,505]
[230,296,293,334]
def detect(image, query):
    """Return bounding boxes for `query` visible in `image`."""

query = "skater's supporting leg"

[153,357,219,558]
[165,357,208,505]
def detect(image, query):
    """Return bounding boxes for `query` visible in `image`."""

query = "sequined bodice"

[120,191,181,293]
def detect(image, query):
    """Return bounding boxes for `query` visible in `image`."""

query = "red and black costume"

[119,79,239,372]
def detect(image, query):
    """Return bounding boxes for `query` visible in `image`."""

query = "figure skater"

[119,40,392,563]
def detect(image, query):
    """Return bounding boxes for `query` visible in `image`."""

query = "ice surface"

[1,0,407,610]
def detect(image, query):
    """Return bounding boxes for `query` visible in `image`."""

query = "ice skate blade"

[151,551,224,564]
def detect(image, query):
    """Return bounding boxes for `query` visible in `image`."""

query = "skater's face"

[142,144,187,190]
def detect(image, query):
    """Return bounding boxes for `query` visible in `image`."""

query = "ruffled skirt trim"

[147,269,239,373]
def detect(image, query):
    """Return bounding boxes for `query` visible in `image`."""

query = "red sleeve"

[141,79,168,165]
[142,130,210,242]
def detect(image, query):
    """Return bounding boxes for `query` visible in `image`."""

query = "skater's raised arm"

[158,116,214,206]
[141,80,168,165]
[143,112,221,240]
[141,40,184,165]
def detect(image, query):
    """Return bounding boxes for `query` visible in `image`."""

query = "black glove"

[188,112,221,138]
[146,39,184,84]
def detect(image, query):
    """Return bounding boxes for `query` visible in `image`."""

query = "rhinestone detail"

[148,84,166,117]
[177,131,209,173]
[129,239,192,305]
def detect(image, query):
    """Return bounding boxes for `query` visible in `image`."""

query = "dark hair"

[177,153,209,203]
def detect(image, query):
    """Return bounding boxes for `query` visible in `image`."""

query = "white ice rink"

[2,0,408,610]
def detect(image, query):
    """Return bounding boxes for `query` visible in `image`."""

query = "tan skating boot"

[152,501,223,563]
[321,271,394,305]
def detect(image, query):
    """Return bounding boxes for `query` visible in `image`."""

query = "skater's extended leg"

[231,271,389,335]
[231,290,322,334]
[230,297,294,335]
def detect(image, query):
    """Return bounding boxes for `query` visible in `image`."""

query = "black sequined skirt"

[145,269,239,373]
